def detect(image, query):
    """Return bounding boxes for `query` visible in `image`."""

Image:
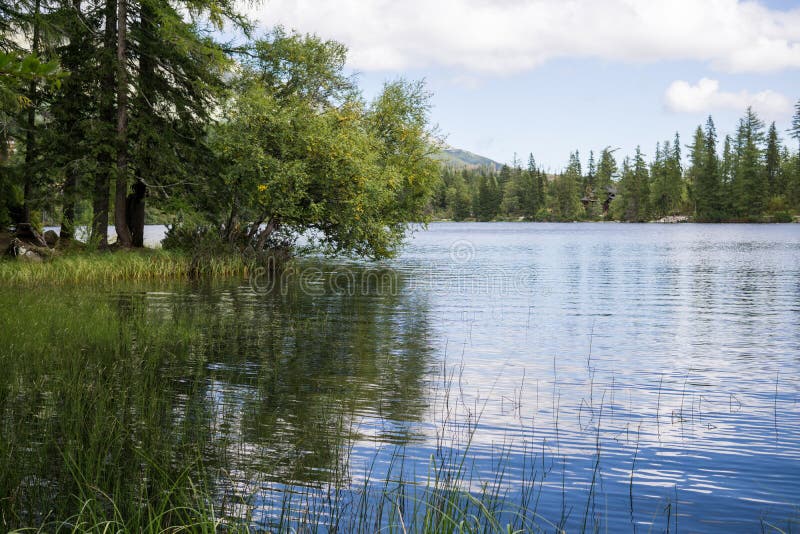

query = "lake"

[2,222,799,531]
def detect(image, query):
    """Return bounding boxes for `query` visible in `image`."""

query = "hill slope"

[433,148,503,171]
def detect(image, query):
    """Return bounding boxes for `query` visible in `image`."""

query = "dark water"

[3,222,800,531]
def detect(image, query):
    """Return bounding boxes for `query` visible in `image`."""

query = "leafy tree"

[185,32,440,259]
[444,171,472,220]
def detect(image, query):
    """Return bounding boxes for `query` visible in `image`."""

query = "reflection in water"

[0,269,435,530]
[1,223,800,532]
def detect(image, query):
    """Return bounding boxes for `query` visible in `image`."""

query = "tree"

[550,151,581,220]
[0,0,66,228]
[595,147,617,215]
[790,98,800,153]
[687,125,704,216]
[185,32,441,259]
[733,107,766,218]
[476,171,501,221]
[765,122,781,199]
[517,153,544,220]
[445,171,472,220]
[788,99,800,209]
[693,116,722,221]
[0,50,62,227]
[619,146,649,221]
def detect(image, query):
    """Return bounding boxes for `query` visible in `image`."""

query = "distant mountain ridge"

[433,148,503,171]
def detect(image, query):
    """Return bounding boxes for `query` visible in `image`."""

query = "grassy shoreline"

[0,249,253,285]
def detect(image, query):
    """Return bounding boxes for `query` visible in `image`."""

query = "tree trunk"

[126,179,146,247]
[255,218,279,251]
[225,194,239,242]
[21,0,41,226]
[60,169,77,241]
[114,0,132,247]
[91,0,117,248]
[130,1,156,248]
[58,0,84,242]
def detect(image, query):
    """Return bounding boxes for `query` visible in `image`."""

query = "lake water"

[3,222,799,531]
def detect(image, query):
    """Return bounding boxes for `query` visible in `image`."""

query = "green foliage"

[733,107,767,218]
[650,137,683,218]
[550,152,582,220]
[188,31,441,260]
[476,172,502,220]
[0,51,62,110]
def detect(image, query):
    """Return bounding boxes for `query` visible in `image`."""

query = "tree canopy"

[1,4,441,258]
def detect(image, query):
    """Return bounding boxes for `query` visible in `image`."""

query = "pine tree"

[445,171,471,220]
[720,134,734,216]
[594,147,618,215]
[476,172,501,221]
[551,152,582,220]
[788,99,800,210]
[733,107,766,218]
[620,146,649,221]
[666,133,684,214]
[790,98,800,152]
[687,125,705,217]
[765,122,781,199]
[693,117,722,220]
[519,153,542,220]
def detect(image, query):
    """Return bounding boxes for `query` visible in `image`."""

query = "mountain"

[432,148,503,171]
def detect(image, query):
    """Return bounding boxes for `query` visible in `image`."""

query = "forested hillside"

[432,108,800,222]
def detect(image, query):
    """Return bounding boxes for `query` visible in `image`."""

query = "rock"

[14,223,48,247]
[44,229,58,247]
[654,215,689,223]
[21,249,44,262]
[6,237,53,260]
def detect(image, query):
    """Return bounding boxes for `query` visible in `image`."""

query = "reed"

[4,285,794,533]
[0,249,252,285]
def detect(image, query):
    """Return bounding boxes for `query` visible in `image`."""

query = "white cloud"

[246,0,800,74]
[664,78,791,117]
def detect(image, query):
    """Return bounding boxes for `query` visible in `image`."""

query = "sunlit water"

[7,222,800,531]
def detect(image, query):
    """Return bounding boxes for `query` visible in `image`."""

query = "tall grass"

[7,281,789,533]
[0,249,252,285]
[0,285,566,533]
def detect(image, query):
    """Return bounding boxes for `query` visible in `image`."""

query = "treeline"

[1,1,439,258]
[432,106,800,222]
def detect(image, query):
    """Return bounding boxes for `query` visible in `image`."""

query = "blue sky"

[245,0,800,171]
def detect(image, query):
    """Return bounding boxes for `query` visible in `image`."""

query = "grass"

[0,285,561,533]
[2,282,797,533]
[0,249,253,285]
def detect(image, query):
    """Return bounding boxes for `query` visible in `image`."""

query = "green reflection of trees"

[0,268,432,529]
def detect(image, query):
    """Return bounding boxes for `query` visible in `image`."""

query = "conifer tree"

[788,99,800,209]
[596,147,617,215]
[694,117,722,220]
[733,107,766,218]
[765,122,782,200]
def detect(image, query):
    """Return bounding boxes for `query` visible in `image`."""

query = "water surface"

[2,222,799,531]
